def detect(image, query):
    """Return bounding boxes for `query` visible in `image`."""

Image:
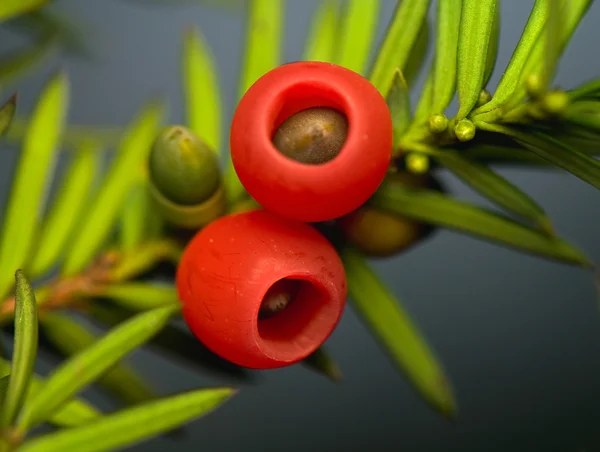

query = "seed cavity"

[259,279,301,319]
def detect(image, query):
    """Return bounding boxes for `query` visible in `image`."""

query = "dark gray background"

[1,1,600,451]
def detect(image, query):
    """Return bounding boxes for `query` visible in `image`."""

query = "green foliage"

[119,173,164,253]
[223,0,282,206]
[370,179,590,266]
[430,150,552,233]
[302,346,343,382]
[92,283,178,312]
[0,0,49,22]
[0,0,599,450]
[29,142,101,278]
[182,27,222,155]
[456,0,498,120]
[341,247,456,418]
[431,0,461,115]
[1,271,38,429]
[18,387,235,452]
[61,103,164,276]
[335,0,380,75]
[17,305,177,431]
[0,358,102,428]
[0,73,68,300]
[386,69,411,147]
[39,313,158,408]
[369,0,431,95]
[303,0,340,63]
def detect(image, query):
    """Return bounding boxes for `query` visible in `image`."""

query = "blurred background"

[1,1,600,451]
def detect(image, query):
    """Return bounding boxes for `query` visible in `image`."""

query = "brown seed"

[272,107,348,165]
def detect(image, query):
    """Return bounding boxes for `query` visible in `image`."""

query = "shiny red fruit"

[176,210,347,369]
[230,61,393,223]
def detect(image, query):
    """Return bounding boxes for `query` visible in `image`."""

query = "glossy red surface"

[230,61,393,222]
[176,210,347,369]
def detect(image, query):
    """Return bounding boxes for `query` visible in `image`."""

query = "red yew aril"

[176,210,347,369]
[230,61,393,223]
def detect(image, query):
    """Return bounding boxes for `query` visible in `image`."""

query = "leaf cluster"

[0,0,599,450]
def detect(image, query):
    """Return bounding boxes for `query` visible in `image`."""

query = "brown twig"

[0,239,182,324]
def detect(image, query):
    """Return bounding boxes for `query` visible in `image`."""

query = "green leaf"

[477,122,600,190]
[119,174,163,253]
[456,0,498,119]
[0,72,68,300]
[3,117,122,151]
[29,141,100,278]
[370,179,591,266]
[40,313,159,408]
[483,4,500,87]
[303,0,340,63]
[0,359,101,428]
[61,102,164,276]
[564,100,600,132]
[224,0,282,206]
[568,78,600,101]
[17,305,177,430]
[403,18,430,89]
[301,347,342,382]
[412,68,434,126]
[340,247,456,417]
[508,0,592,108]
[0,375,8,406]
[107,239,182,283]
[540,0,561,90]
[462,143,551,165]
[19,387,236,452]
[239,0,282,96]
[431,0,461,115]
[93,283,178,312]
[432,150,552,233]
[88,303,253,382]
[386,69,411,148]
[0,38,57,94]
[473,0,550,114]
[30,385,100,428]
[182,26,221,155]
[0,0,48,22]
[369,0,431,94]
[0,271,38,428]
[335,0,380,75]
[0,93,17,135]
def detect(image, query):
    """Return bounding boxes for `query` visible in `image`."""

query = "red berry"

[176,210,347,369]
[230,61,393,223]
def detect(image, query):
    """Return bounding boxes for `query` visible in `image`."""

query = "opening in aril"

[257,277,338,359]
[271,107,348,165]
[258,279,301,319]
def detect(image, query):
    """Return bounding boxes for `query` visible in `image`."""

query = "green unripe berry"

[149,125,220,206]
[149,125,226,230]
[454,119,476,142]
